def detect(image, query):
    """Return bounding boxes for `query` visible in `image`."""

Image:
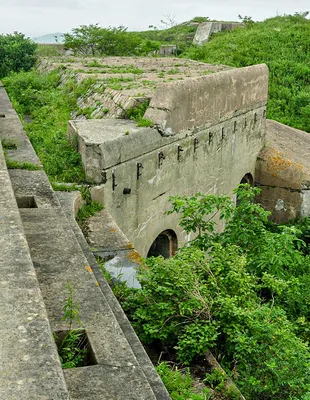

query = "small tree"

[0,33,37,78]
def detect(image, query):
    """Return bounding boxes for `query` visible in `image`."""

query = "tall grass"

[184,15,310,132]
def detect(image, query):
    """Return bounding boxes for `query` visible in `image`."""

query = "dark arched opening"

[237,173,254,206]
[240,173,254,186]
[147,230,178,259]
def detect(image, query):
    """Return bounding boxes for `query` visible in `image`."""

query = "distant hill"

[32,33,65,44]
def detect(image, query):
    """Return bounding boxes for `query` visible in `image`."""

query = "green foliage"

[137,118,153,127]
[3,70,89,183]
[119,185,310,399]
[36,44,63,57]
[183,14,310,132]
[137,20,199,55]
[125,100,152,127]
[56,282,87,369]
[57,328,87,369]
[5,159,41,170]
[64,24,159,56]
[156,362,211,400]
[1,138,17,150]
[76,200,103,226]
[62,282,81,330]
[0,33,37,78]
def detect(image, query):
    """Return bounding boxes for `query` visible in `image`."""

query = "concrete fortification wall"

[193,21,242,45]
[71,64,269,257]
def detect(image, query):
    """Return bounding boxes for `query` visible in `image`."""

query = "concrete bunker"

[147,230,178,259]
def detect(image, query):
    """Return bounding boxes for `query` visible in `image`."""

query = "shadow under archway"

[147,230,178,259]
[237,173,254,206]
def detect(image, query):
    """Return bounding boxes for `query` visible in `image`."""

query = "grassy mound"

[184,15,310,132]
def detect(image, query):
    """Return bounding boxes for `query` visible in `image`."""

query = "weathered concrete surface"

[56,191,170,399]
[193,21,242,45]
[256,120,310,222]
[41,56,231,121]
[72,65,268,257]
[1,85,170,399]
[144,64,269,136]
[0,84,41,166]
[0,143,69,399]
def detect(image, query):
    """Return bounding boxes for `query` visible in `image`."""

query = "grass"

[183,14,310,133]
[3,69,93,183]
[1,138,17,150]
[5,158,41,170]
[76,201,103,225]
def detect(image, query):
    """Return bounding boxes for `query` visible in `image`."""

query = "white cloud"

[0,0,308,37]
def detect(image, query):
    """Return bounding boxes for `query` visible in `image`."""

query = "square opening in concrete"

[54,329,97,369]
[16,196,37,208]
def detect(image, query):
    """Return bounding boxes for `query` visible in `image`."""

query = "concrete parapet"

[193,21,242,45]
[144,64,269,136]
[0,142,69,399]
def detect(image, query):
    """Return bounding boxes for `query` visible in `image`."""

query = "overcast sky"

[0,0,309,37]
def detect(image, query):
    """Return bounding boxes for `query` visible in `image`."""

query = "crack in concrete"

[152,191,167,201]
[255,182,310,193]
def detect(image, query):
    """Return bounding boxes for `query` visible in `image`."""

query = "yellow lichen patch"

[265,148,304,177]
[95,281,100,286]
[124,242,134,250]
[85,265,93,272]
[109,228,117,233]
[126,249,143,265]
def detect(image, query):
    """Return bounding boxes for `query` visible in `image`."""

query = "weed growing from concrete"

[56,282,88,369]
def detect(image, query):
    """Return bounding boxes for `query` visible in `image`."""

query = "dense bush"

[64,24,160,56]
[184,15,310,132]
[0,33,37,78]
[118,185,310,399]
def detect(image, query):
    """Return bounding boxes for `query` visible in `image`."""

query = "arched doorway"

[240,173,254,186]
[147,230,178,258]
[237,173,254,206]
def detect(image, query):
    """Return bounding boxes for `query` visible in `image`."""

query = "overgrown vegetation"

[109,185,310,399]
[0,33,37,78]
[3,69,89,183]
[64,24,160,56]
[184,14,310,132]
[76,186,103,232]
[55,282,88,369]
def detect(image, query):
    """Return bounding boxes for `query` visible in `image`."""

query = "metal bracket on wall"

[137,162,143,180]
[158,151,165,167]
[177,145,184,160]
[209,132,213,145]
[194,138,199,153]
[112,171,117,191]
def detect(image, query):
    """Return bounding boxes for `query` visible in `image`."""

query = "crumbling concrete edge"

[56,191,171,400]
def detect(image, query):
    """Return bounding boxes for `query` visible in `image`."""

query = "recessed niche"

[16,196,37,208]
[54,329,97,369]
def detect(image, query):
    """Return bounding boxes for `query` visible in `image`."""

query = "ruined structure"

[70,63,268,257]
[193,21,242,45]
[1,55,310,398]
[0,82,170,399]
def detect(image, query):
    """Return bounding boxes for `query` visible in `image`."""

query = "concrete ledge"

[0,86,41,166]
[144,64,269,136]
[56,191,171,399]
[0,143,69,399]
